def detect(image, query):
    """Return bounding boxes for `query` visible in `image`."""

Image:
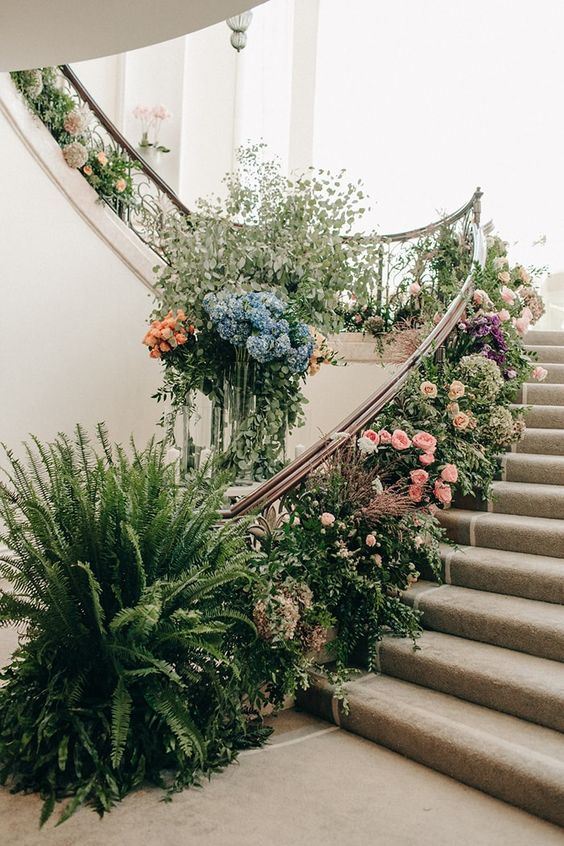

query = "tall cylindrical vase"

[225,349,256,485]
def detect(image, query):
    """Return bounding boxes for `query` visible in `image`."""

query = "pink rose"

[419,452,435,466]
[521,306,533,322]
[408,484,425,503]
[513,316,530,336]
[434,480,452,505]
[409,282,421,296]
[320,512,335,527]
[440,463,458,483]
[412,431,437,452]
[363,429,379,443]
[365,533,377,547]
[391,429,411,450]
[532,366,548,381]
[500,285,516,304]
[410,469,429,485]
[498,308,511,322]
[378,429,392,444]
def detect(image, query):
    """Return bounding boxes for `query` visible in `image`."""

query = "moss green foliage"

[0,426,276,825]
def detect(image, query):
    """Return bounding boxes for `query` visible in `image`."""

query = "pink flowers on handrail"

[132,104,172,152]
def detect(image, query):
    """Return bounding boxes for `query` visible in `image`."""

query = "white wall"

[0,102,162,455]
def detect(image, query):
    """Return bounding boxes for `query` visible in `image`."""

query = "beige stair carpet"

[299,329,564,828]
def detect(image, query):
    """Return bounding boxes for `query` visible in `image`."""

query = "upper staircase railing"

[10,65,486,518]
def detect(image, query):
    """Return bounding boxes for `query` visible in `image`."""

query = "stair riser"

[526,345,564,364]
[516,405,564,428]
[454,489,564,520]
[298,682,564,829]
[516,430,564,455]
[504,455,564,486]
[445,556,564,605]
[379,643,564,733]
[516,384,564,405]
[440,513,564,559]
[414,596,564,663]
[525,330,564,346]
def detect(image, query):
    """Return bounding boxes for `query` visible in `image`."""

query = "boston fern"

[0,426,269,825]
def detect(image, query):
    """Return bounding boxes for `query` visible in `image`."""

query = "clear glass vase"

[223,349,256,485]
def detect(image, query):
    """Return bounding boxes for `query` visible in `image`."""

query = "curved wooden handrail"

[54,66,485,518]
[222,223,485,518]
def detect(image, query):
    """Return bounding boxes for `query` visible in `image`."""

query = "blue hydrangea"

[202,290,314,373]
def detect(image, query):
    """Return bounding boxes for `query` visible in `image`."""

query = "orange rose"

[96,151,108,166]
[176,309,187,321]
[115,178,127,193]
[175,333,188,345]
[159,341,171,353]
[149,348,161,359]
[83,165,93,176]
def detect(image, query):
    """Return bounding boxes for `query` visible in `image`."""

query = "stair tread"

[345,670,564,764]
[491,479,564,498]
[301,670,564,825]
[380,629,564,705]
[440,506,564,532]
[439,541,564,571]
[406,580,564,631]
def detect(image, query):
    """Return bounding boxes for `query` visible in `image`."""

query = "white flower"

[62,141,88,169]
[357,435,379,454]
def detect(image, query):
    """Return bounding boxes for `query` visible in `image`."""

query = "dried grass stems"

[308,442,414,524]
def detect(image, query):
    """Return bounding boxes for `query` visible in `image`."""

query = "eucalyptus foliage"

[0,426,272,824]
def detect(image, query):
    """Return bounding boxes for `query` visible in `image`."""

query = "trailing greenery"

[0,426,280,824]
[11,67,138,211]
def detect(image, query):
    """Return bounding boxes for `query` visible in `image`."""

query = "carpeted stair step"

[512,403,564,428]
[402,581,564,662]
[456,480,564,520]
[526,344,564,364]
[515,426,564,455]
[298,671,564,828]
[378,630,564,732]
[515,383,564,405]
[502,451,564,485]
[524,330,564,346]
[439,507,564,558]
[532,363,564,384]
[440,543,564,604]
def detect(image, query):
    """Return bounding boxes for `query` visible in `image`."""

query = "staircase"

[299,329,564,828]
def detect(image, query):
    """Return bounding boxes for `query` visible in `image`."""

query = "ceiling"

[0,0,266,71]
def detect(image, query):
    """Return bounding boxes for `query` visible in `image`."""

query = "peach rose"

[532,366,547,381]
[434,480,452,505]
[175,333,188,345]
[365,534,377,547]
[115,178,127,193]
[448,380,465,400]
[410,469,429,485]
[419,452,435,466]
[500,285,516,304]
[159,341,171,353]
[161,327,173,340]
[96,151,108,166]
[517,265,531,283]
[391,429,411,450]
[83,164,93,176]
[409,282,421,296]
[498,271,511,285]
[452,412,470,430]
[320,512,336,527]
[378,429,392,444]
[371,554,383,567]
[473,289,490,307]
[412,432,437,452]
[513,316,530,336]
[408,485,425,503]
[420,380,438,398]
[440,463,458,483]
[149,348,161,359]
[446,402,460,415]
[176,309,187,321]
[498,308,511,322]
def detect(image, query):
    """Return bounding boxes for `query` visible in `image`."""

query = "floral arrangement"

[202,291,314,373]
[147,292,338,481]
[264,440,446,668]
[132,103,172,153]
[12,67,138,209]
